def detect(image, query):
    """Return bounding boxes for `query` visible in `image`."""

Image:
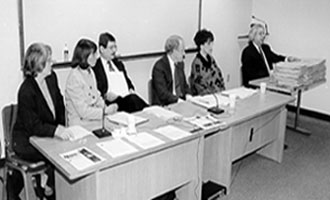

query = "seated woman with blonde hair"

[10,43,73,200]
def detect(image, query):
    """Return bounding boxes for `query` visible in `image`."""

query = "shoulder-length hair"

[22,43,51,78]
[71,39,97,70]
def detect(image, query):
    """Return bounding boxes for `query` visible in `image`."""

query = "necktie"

[174,63,183,97]
[259,47,271,75]
[107,61,115,72]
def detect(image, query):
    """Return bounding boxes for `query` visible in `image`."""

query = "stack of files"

[188,94,230,109]
[273,58,326,87]
[221,87,257,99]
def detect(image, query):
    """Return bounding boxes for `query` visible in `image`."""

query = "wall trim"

[287,105,330,122]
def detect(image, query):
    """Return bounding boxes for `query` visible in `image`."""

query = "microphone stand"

[207,90,224,115]
[252,15,270,36]
[92,104,112,138]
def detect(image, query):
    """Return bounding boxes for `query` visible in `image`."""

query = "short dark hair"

[99,32,116,48]
[193,29,214,48]
[71,39,97,70]
[22,43,51,78]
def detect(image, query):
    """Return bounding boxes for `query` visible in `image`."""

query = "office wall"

[0,1,22,158]
[23,0,200,101]
[253,0,330,115]
[201,0,253,88]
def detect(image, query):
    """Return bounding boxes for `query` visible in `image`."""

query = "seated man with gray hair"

[151,35,191,106]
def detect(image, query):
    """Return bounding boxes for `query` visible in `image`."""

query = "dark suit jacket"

[241,41,286,86]
[13,71,65,157]
[93,58,134,98]
[151,55,190,106]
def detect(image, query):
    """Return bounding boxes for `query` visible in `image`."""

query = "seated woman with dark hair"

[65,38,118,131]
[9,43,73,200]
[190,29,225,96]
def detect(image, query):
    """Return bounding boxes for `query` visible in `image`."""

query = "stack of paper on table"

[189,94,230,109]
[97,139,138,158]
[273,58,326,87]
[126,132,165,149]
[143,106,182,121]
[107,112,148,126]
[60,147,105,171]
[154,125,191,140]
[221,87,257,99]
[67,125,93,141]
[184,115,226,130]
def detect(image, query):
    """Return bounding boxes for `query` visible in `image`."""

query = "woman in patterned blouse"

[190,29,225,95]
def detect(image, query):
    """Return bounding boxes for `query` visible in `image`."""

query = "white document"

[143,106,182,121]
[60,147,105,171]
[107,112,148,126]
[108,72,129,97]
[184,115,225,130]
[222,87,257,99]
[67,125,93,141]
[97,138,138,158]
[126,132,165,149]
[154,125,191,140]
[189,94,230,109]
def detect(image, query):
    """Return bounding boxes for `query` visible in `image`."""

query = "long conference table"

[30,90,294,200]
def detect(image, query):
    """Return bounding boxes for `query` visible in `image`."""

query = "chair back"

[2,104,18,157]
[148,79,154,105]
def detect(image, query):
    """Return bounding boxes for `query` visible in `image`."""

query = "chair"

[2,104,48,200]
[148,79,154,105]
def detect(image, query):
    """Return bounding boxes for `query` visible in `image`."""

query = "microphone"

[92,104,112,138]
[251,15,270,35]
[206,89,224,115]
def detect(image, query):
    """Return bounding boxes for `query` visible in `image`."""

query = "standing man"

[151,35,191,106]
[93,32,148,113]
[241,23,299,87]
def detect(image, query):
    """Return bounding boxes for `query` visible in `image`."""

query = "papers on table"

[154,125,191,140]
[222,87,257,99]
[274,58,326,87]
[143,106,183,121]
[184,115,226,130]
[107,112,148,126]
[60,147,104,171]
[67,125,93,141]
[189,94,230,109]
[97,139,138,158]
[126,132,165,149]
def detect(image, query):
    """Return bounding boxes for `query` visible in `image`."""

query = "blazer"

[13,71,65,156]
[65,67,105,131]
[241,41,285,86]
[93,58,134,98]
[151,55,190,106]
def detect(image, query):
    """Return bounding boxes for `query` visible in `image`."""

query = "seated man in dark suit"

[151,35,191,106]
[93,32,148,113]
[241,23,299,87]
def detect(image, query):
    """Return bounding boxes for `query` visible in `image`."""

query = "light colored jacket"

[65,67,105,131]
